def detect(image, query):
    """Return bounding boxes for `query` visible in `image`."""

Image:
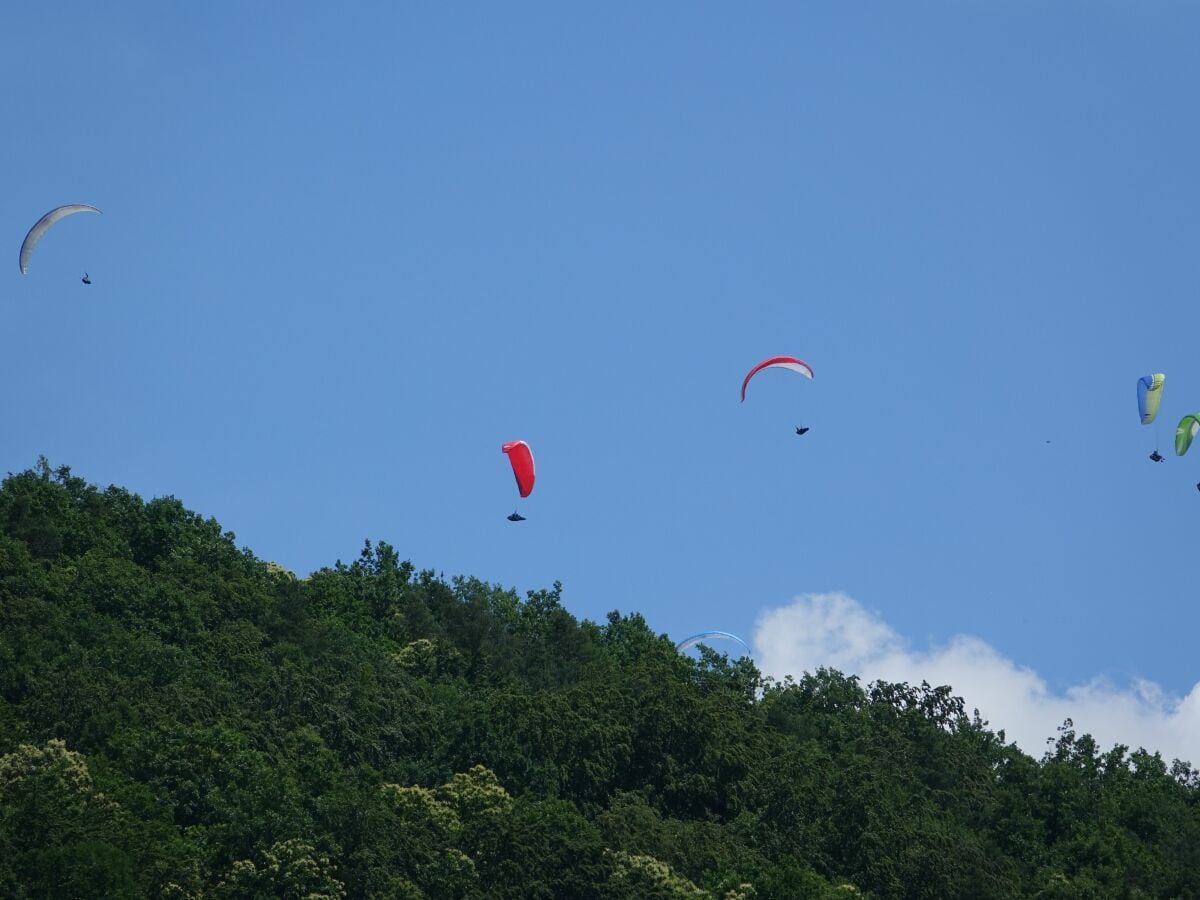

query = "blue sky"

[6,4,1200,748]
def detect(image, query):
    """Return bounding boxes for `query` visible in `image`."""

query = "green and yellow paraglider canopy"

[1138,373,1165,425]
[1176,414,1200,456]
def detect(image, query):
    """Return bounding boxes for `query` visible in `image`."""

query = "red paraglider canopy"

[740,355,813,402]
[502,441,536,498]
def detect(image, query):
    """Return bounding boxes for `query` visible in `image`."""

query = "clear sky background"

[6,4,1200,757]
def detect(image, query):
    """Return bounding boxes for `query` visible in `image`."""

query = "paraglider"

[502,441,535,496]
[675,631,752,657]
[81,273,91,285]
[1138,374,1166,425]
[1176,415,1200,457]
[1138,375,1167,461]
[795,426,810,436]
[19,205,101,275]
[502,440,535,521]
[740,355,813,402]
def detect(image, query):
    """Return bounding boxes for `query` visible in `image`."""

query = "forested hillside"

[1,461,1197,898]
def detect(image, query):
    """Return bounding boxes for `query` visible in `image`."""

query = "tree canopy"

[0,460,1197,898]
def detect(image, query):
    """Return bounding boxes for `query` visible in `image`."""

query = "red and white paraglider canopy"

[740,355,813,402]
[502,440,536,498]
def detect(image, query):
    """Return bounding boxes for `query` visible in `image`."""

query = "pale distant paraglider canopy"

[502,440,536,498]
[1176,415,1200,457]
[1138,374,1165,425]
[675,631,752,657]
[741,355,813,402]
[19,205,102,274]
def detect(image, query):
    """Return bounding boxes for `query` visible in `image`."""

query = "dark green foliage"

[0,461,1197,897]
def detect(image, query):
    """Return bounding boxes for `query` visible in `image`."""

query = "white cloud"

[753,592,1200,764]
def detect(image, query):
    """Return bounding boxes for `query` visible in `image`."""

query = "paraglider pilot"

[1150,450,1164,463]
[507,511,526,522]
[81,273,91,285]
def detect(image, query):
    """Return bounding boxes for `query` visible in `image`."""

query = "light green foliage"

[0,738,93,794]
[0,739,140,896]
[266,561,298,580]
[438,765,514,825]
[215,838,345,899]
[393,637,465,681]
[381,783,463,840]
[607,851,708,897]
